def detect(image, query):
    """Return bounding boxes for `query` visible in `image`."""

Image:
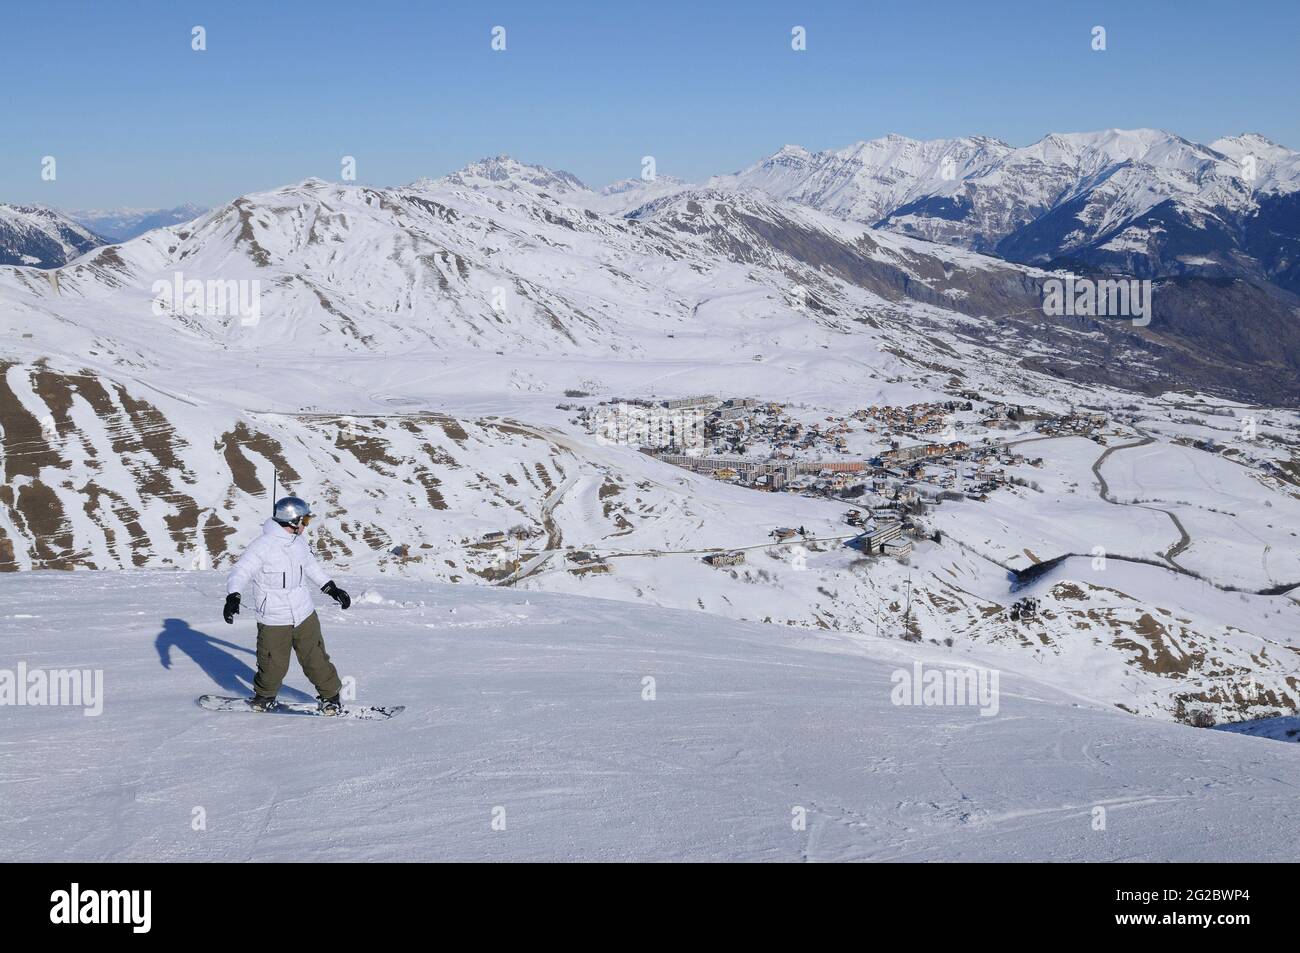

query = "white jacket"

[226,519,333,626]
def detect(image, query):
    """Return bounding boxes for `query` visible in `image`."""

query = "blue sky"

[4,0,1298,209]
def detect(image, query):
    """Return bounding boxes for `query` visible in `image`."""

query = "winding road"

[1090,432,1192,572]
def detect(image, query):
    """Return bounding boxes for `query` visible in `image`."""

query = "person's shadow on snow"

[154,618,314,703]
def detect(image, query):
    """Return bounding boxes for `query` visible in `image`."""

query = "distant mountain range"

[0,203,208,268]
[710,129,1300,295]
[409,131,1300,296]
[66,204,208,242]
[419,155,589,197]
[6,128,1298,292]
[2,129,1298,400]
[0,204,104,268]
[4,136,1298,403]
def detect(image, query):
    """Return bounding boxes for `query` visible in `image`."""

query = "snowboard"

[198,694,405,721]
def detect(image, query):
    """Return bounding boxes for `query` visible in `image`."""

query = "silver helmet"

[273,496,313,527]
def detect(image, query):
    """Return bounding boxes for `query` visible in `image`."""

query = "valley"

[2,146,1299,738]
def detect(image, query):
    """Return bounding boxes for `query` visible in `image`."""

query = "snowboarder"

[222,496,352,714]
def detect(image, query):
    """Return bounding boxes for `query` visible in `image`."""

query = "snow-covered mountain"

[1211,133,1300,194]
[2,161,1299,734]
[709,135,1014,232]
[424,155,590,196]
[575,174,692,215]
[0,204,104,268]
[712,129,1300,294]
[67,203,207,242]
[599,173,688,197]
[418,155,693,216]
[7,171,1294,400]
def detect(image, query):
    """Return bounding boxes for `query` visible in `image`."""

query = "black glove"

[322,581,351,610]
[223,593,241,624]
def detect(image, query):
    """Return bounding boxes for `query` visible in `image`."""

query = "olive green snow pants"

[252,612,342,699]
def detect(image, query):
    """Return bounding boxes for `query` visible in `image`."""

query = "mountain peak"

[598,174,687,197]
[435,156,590,195]
[1211,132,1293,159]
[772,143,814,158]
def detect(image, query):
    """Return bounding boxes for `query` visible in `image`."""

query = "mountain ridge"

[0,203,105,268]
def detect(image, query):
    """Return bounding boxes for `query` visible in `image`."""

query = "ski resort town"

[565,391,1122,563]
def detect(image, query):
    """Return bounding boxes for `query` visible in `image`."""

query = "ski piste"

[198,694,405,720]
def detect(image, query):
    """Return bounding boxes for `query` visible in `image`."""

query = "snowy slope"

[2,570,1298,862]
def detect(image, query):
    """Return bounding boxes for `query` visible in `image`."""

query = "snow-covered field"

[929,436,1175,566]
[1099,441,1300,588]
[2,570,1298,862]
